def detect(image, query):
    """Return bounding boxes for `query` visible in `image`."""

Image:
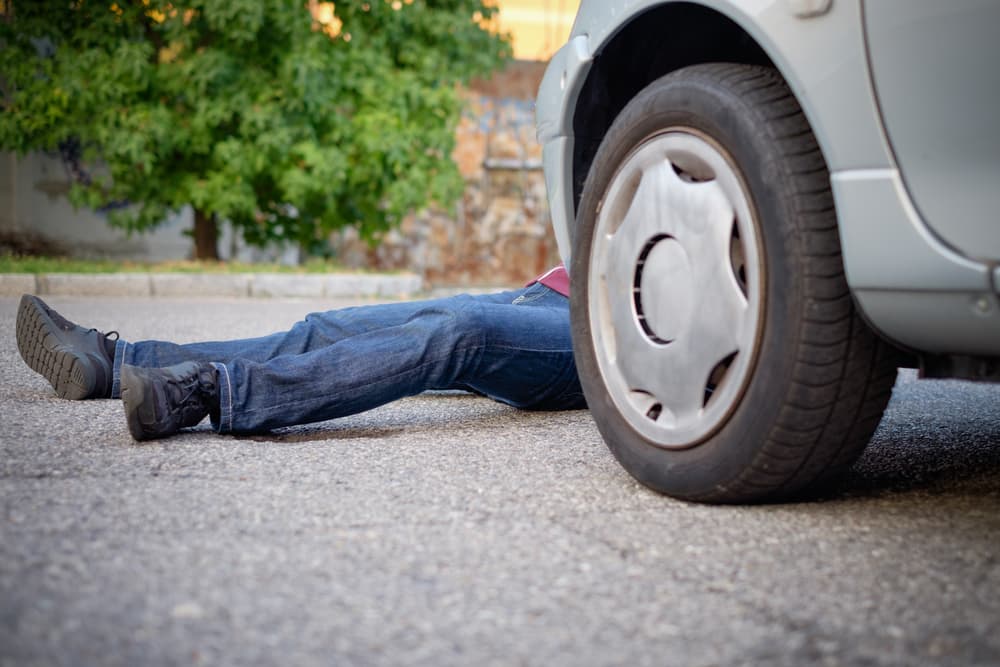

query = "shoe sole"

[120,364,151,441]
[16,295,97,400]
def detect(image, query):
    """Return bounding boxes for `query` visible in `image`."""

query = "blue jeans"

[111,283,585,433]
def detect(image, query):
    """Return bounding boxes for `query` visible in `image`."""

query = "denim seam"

[510,284,548,306]
[487,344,574,353]
[212,362,234,433]
[110,339,129,399]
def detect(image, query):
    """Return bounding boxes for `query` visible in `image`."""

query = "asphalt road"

[1,295,998,667]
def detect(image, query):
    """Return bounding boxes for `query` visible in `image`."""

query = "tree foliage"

[0,0,510,257]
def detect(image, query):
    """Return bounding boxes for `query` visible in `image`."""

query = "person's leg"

[117,291,526,397]
[128,291,532,367]
[16,287,546,403]
[447,283,585,410]
[208,284,583,433]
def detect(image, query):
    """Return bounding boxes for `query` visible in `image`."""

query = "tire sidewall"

[572,66,808,500]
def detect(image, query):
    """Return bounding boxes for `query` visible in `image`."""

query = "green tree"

[0,0,510,259]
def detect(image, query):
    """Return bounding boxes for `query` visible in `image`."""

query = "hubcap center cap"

[637,237,693,344]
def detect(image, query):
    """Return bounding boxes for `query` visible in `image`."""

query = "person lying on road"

[15,266,584,441]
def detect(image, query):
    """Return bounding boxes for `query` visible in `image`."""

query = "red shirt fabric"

[529,265,570,297]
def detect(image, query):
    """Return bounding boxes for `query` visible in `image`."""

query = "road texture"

[1,295,998,667]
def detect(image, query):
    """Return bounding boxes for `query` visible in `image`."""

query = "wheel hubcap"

[588,130,763,448]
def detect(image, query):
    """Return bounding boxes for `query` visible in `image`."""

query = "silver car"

[536,0,1000,503]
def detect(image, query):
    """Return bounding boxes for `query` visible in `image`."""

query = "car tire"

[571,63,900,503]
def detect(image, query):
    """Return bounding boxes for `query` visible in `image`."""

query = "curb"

[0,272,425,299]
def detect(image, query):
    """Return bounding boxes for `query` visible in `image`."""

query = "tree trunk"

[192,208,220,260]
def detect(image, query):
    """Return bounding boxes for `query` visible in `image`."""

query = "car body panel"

[833,170,1000,354]
[864,0,1000,262]
[831,170,987,292]
[537,35,592,262]
[536,0,1000,358]
[541,137,575,263]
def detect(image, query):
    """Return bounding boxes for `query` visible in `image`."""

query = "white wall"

[1,151,198,261]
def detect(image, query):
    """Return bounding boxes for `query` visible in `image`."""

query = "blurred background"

[0,0,582,287]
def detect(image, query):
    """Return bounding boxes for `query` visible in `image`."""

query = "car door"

[863,0,1000,262]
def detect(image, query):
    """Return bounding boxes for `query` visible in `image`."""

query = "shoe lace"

[167,369,216,422]
[79,326,119,341]
[170,377,203,405]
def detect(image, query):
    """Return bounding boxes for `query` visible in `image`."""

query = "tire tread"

[681,64,896,502]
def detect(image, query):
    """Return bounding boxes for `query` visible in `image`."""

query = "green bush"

[0,0,511,258]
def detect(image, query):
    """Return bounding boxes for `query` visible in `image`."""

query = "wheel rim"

[588,129,764,449]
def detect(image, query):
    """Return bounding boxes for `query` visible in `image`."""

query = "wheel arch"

[571,2,803,218]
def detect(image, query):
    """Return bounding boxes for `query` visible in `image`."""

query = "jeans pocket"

[511,283,549,306]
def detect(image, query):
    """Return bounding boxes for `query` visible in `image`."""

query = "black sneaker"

[120,362,220,441]
[16,294,119,400]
